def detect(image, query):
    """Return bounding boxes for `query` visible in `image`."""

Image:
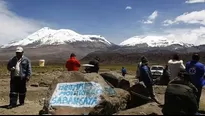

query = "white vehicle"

[150,65,164,78]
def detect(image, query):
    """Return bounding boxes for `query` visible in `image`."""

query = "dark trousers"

[196,86,202,108]
[145,84,155,98]
[9,76,27,105]
[122,73,126,77]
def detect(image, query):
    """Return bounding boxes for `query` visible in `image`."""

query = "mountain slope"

[0,27,114,62]
[1,27,111,48]
[119,35,193,47]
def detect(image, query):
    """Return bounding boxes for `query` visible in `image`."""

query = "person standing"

[140,57,160,104]
[168,54,185,81]
[136,56,145,81]
[186,53,205,108]
[160,65,170,85]
[7,47,32,109]
[65,53,81,71]
[121,67,127,77]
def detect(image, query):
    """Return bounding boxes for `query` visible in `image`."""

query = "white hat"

[16,47,24,52]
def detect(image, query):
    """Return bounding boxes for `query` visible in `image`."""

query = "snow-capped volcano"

[120,35,193,47]
[1,27,111,48]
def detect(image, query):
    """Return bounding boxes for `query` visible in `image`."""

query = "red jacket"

[65,57,81,71]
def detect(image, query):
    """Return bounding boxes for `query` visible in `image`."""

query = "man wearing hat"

[140,57,160,104]
[87,56,100,73]
[7,47,32,109]
[136,56,146,81]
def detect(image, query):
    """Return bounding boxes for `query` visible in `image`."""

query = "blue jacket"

[7,56,32,80]
[186,60,205,87]
[122,68,127,74]
[140,65,153,85]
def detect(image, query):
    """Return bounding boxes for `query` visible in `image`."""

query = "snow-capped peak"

[120,35,193,47]
[1,27,111,48]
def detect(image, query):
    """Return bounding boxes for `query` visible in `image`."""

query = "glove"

[26,76,30,82]
[10,67,15,71]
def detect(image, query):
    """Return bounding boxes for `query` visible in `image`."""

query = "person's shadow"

[0,104,21,109]
[198,110,205,115]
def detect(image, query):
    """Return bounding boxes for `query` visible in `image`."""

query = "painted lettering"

[50,82,103,107]
[91,97,97,105]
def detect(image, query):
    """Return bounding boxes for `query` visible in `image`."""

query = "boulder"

[39,71,130,115]
[100,72,130,90]
[114,102,163,115]
[127,82,152,108]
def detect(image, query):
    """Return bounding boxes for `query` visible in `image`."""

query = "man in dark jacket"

[87,57,100,73]
[186,53,205,107]
[140,57,160,104]
[161,65,170,85]
[136,56,145,81]
[7,47,32,109]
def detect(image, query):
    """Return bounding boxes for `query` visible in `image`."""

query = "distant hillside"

[81,51,205,65]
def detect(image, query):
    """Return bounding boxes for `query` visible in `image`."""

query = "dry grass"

[200,102,205,112]
[0,64,138,76]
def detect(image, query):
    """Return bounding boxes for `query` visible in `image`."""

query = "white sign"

[49,82,103,107]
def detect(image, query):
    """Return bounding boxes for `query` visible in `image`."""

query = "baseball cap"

[16,47,24,53]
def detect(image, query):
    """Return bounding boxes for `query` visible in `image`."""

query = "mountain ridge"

[1,27,112,48]
[119,35,193,47]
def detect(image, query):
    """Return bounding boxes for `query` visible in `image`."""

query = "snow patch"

[2,27,111,48]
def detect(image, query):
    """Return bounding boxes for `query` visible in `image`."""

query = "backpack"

[162,78,198,115]
[88,60,99,73]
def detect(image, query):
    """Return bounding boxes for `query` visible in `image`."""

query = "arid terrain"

[0,64,205,115]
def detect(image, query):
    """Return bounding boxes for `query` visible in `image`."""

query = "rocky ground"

[0,69,205,115]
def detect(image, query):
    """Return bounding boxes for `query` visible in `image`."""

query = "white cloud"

[0,0,45,45]
[164,27,205,45]
[163,20,174,26]
[163,10,205,26]
[144,20,153,24]
[143,10,158,24]
[125,6,132,10]
[185,0,205,4]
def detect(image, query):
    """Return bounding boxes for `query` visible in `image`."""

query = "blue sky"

[1,0,205,45]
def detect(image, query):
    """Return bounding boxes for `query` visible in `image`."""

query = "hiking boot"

[19,103,24,106]
[7,104,17,109]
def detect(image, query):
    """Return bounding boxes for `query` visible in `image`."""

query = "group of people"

[136,53,205,115]
[5,46,205,115]
[6,49,100,109]
[65,52,205,114]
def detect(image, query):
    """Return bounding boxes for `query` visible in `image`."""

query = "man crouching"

[162,69,198,115]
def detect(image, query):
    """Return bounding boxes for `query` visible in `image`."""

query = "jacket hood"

[168,59,183,64]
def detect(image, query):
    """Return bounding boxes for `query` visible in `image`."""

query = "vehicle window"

[151,67,163,70]
[157,67,164,70]
[151,67,158,70]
